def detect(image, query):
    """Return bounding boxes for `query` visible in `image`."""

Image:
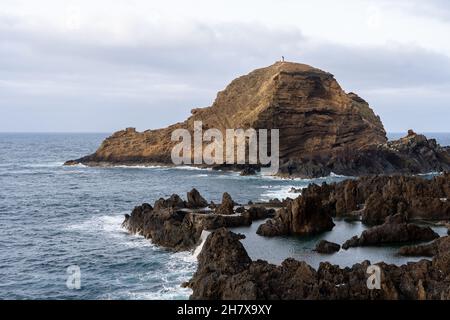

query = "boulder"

[314,240,341,254]
[257,194,334,237]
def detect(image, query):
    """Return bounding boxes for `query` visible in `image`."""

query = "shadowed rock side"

[257,173,450,238]
[257,193,335,236]
[342,214,439,249]
[121,189,275,250]
[398,235,450,257]
[185,229,450,300]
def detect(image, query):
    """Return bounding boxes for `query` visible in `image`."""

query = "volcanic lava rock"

[284,173,450,225]
[342,214,439,249]
[65,62,393,176]
[314,240,341,254]
[398,236,450,257]
[65,61,450,177]
[186,188,208,208]
[186,229,450,299]
[215,192,235,215]
[323,131,450,177]
[243,206,275,221]
[257,194,335,237]
[122,190,253,250]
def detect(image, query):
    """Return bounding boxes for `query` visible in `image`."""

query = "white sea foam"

[260,186,301,201]
[25,161,65,168]
[191,230,211,260]
[417,171,442,176]
[194,174,209,178]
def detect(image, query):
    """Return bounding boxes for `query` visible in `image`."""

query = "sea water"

[0,132,448,299]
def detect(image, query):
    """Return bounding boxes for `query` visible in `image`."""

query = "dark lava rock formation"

[185,228,450,300]
[257,193,335,237]
[257,173,450,238]
[314,240,341,254]
[342,214,439,249]
[121,189,273,250]
[398,235,450,257]
[215,192,235,215]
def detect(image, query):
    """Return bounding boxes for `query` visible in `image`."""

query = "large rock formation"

[256,173,450,239]
[398,236,450,257]
[65,62,450,177]
[65,62,402,176]
[256,193,335,237]
[122,189,273,250]
[185,229,450,300]
[323,130,450,177]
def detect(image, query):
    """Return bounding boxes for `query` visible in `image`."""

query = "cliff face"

[67,62,388,172]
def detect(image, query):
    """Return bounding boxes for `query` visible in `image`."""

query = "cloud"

[1,4,450,132]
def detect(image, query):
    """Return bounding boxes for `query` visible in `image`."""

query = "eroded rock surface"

[257,194,335,237]
[342,214,439,249]
[186,229,450,300]
[122,189,272,250]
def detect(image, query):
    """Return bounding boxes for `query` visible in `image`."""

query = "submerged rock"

[186,229,450,300]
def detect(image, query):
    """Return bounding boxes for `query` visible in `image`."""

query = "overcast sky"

[1,0,450,132]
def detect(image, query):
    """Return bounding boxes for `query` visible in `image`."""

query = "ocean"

[0,132,449,299]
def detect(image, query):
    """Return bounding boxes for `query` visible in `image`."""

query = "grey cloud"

[1,12,450,132]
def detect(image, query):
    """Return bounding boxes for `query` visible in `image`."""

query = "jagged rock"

[122,192,257,250]
[186,229,450,299]
[342,214,439,249]
[257,194,334,237]
[324,132,450,177]
[314,240,341,254]
[279,173,450,225]
[398,236,450,257]
[186,188,208,208]
[154,194,185,210]
[215,192,235,215]
[243,206,275,221]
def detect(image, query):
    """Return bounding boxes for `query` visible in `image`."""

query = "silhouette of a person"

[282,56,285,62]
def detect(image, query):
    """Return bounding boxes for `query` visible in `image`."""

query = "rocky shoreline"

[121,188,275,251]
[120,173,450,300]
[82,61,450,299]
[185,228,450,300]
